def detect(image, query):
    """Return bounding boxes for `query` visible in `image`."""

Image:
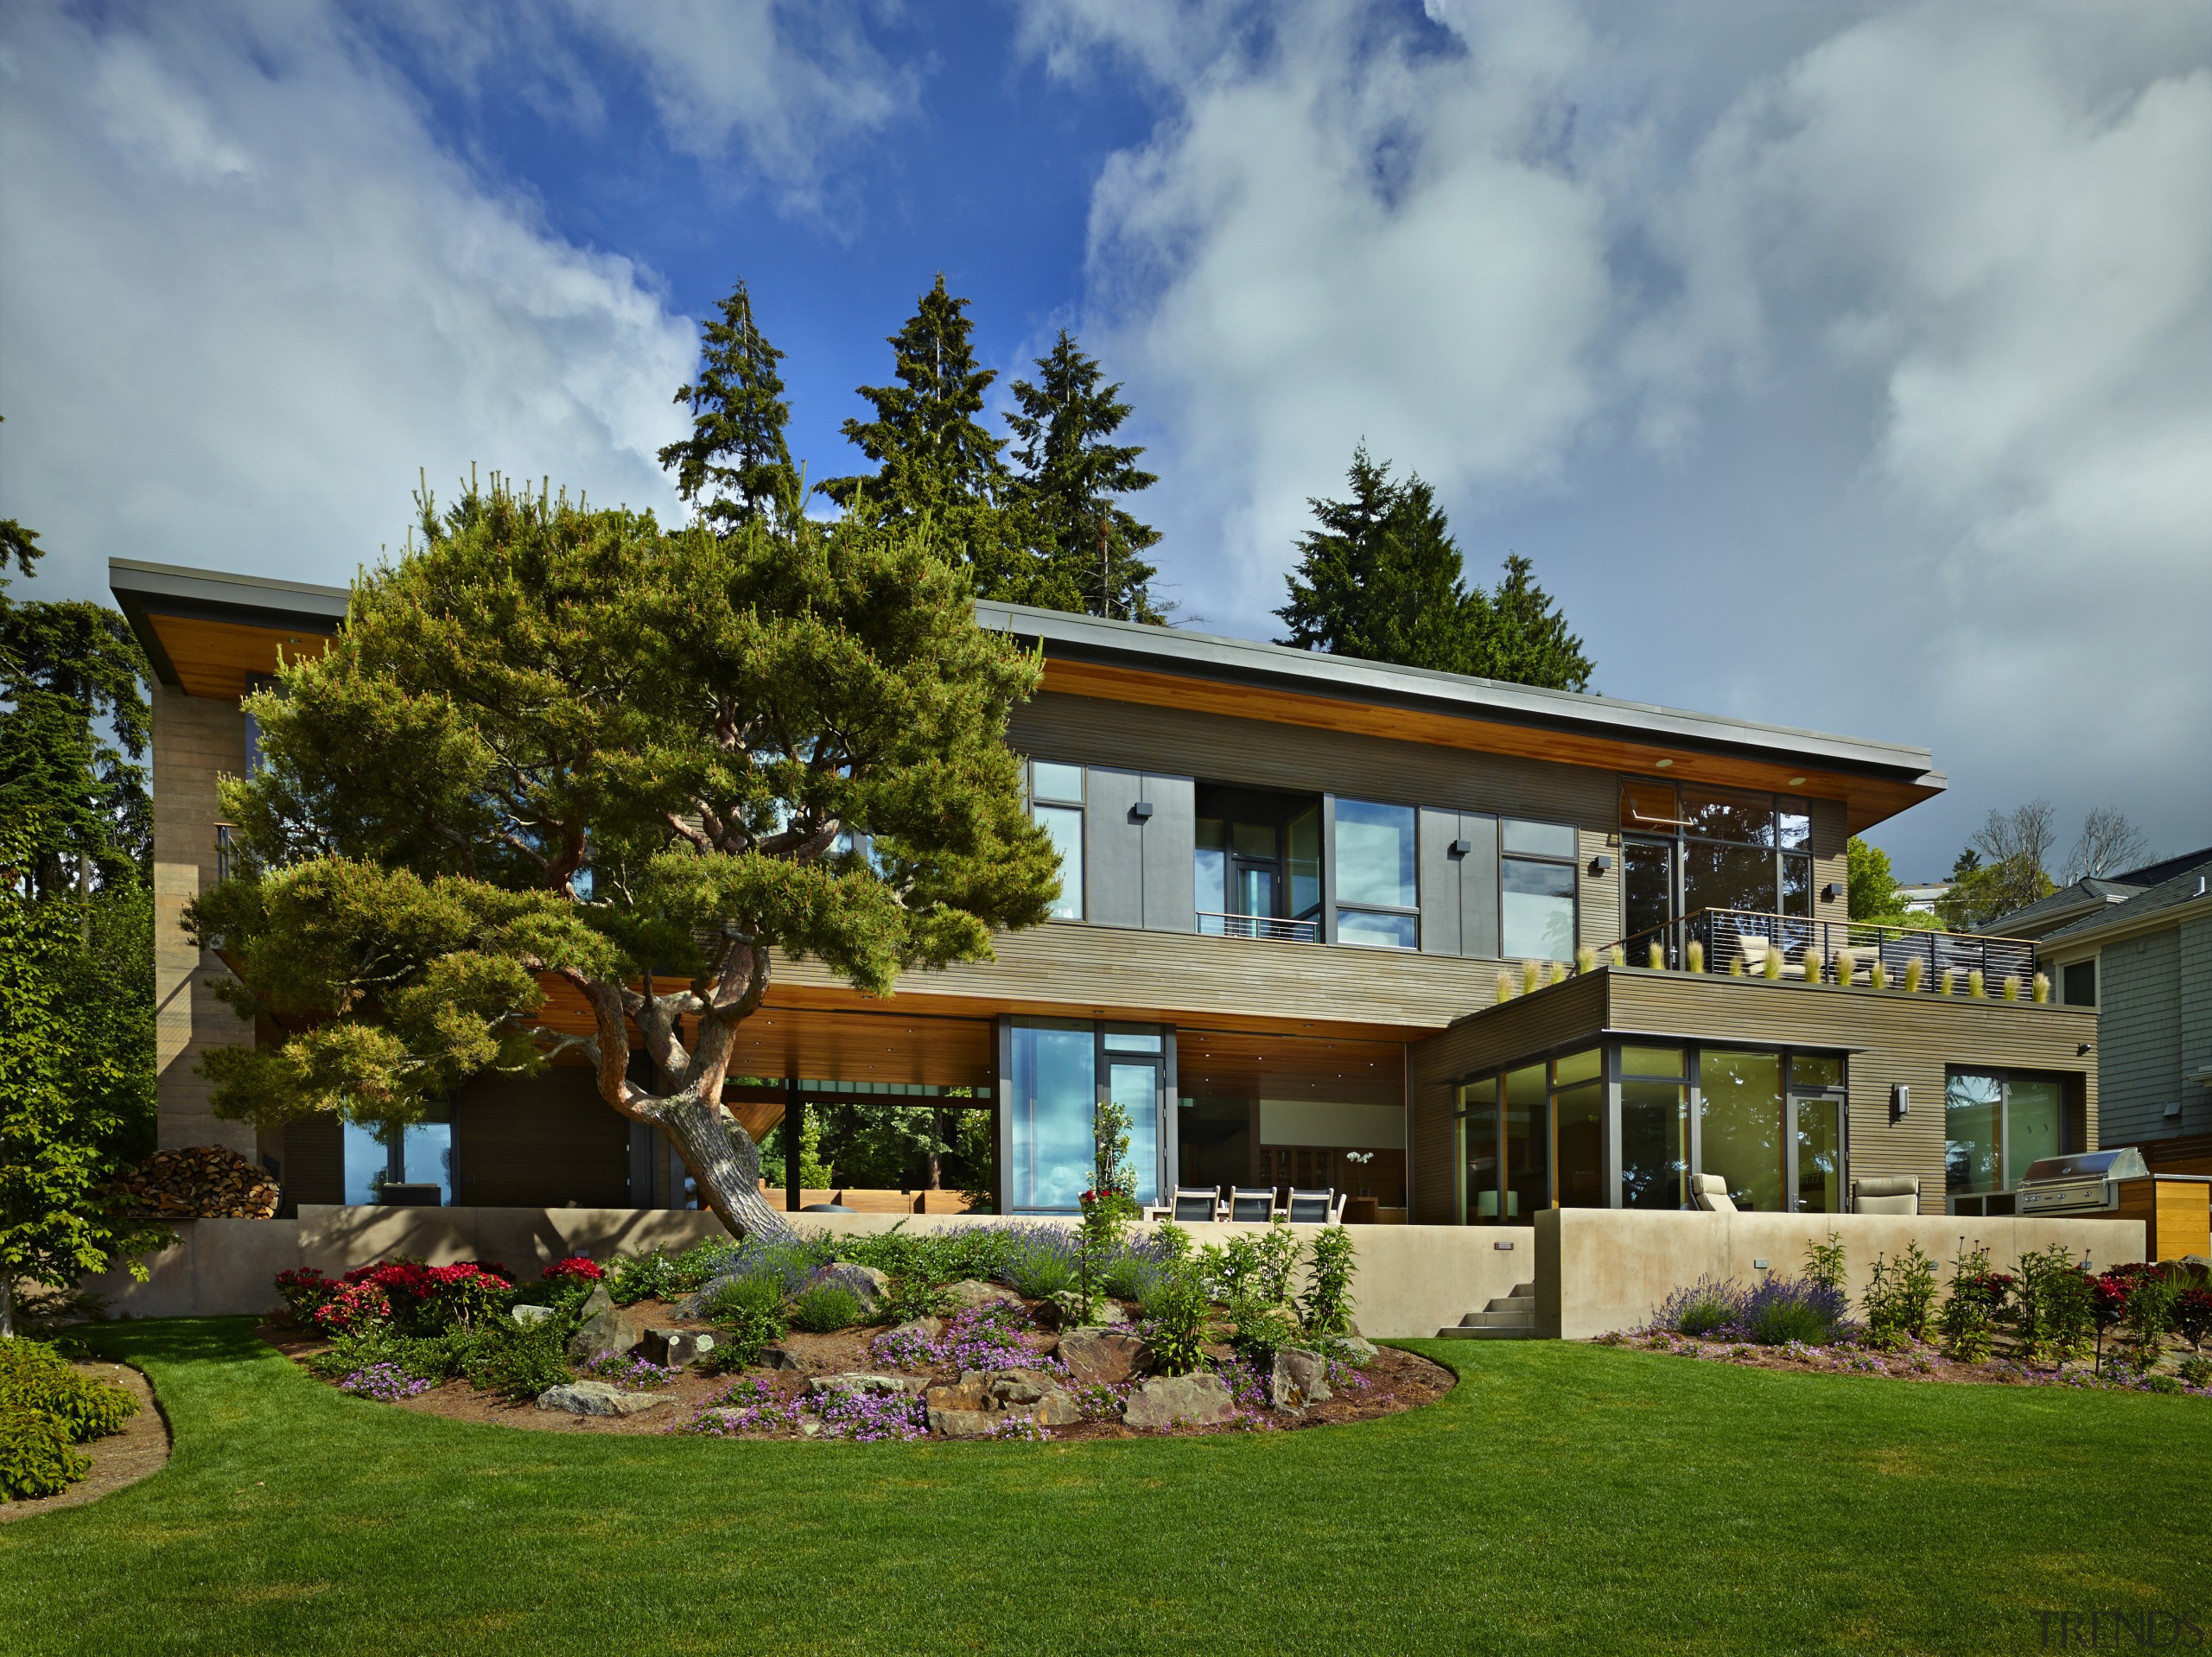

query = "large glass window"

[1503,1064,1548,1222]
[1502,829,1577,960]
[1008,1020,1096,1211]
[1622,1080,1688,1209]
[1459,1077,1501,1222]
[2005,1077,2065,1188]
[1945,1071,2004,1197]
[1554,1069,1605,1209]
[1794,1095,1844,1213]
[1030,761,1084,921]
[1287,808,1323,923]
[1107,1057,1163,1209]
[1195,819,1226,916]
[342,1111,452,1205]
[1700,1049,1785,1213]
[1621,780,1815,925]
[1334,798,1417,948]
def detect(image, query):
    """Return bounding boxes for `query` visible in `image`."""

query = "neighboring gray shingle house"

[2033,848,2212,1172]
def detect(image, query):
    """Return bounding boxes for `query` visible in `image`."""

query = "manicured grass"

[3,1322,2206,1654]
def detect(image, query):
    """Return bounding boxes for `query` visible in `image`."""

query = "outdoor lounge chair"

[1690,1173,1737,1215]
[1852,1175,1920,1215]
[1227,1186,1281,1222]
[1284,1188,1347,1225]
[1144,1186,1227,1223]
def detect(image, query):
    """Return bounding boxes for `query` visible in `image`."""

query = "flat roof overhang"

[982,603,1946,835]
[109,559,349,700]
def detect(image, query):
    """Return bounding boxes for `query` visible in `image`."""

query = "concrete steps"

[1434,1281,1537,1340]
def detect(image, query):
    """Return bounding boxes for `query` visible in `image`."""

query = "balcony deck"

[1612,907,2039,991]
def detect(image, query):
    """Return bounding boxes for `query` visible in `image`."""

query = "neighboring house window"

[1500,819,1577,959]
[2063,960,2096,1006]
[1030,761,1085,920]
[1946,1069,2075,1197]
[1333,798,1418,949]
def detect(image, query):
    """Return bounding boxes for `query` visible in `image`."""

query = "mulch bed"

[263,1297,1457,1440]
[0,1361,172,1524]
[1596,1329,2212,1395]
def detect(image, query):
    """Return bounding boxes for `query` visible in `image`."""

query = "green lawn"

[3,1322,2205,1655]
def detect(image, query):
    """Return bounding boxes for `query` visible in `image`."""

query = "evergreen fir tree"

[1464,553,1594,692]
[1275,447,1477,671]
[1005,331,1164,622]
[821,276,1026,592]
[657,279,798,530]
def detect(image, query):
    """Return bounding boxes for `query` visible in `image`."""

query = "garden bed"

[267,1294,1455,1441]
[1592,1328,2212,1396]
[0,1359,170,1521]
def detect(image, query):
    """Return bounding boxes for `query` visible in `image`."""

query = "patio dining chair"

[1284,1188,1347,1226]
[1145,1186,1227,1223]
[1226,1186,1282,1223]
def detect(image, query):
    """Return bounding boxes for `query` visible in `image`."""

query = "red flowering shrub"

[2176,1287,2212,1352]
[312,1279,391,1336]
[543,1257,604,1284]
[309,1259,514,1332]
[275,1267,334,1324]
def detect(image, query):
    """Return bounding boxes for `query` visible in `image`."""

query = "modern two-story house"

[114,558,2101,1228]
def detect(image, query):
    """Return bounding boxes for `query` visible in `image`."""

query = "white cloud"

[0,0,695,593]
[1031,0,2211,851]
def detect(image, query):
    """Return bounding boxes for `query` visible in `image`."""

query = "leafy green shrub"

[1802,1233,1847,1295]
[0,1340,137,1443]
[302,1327,457,1386]
[606,1248,681,1306]
[702,1273,789,1368]
[2012,1245,2094,1365]
[1299,1227,1357,1338]
[1,1410,89,1501]
[1938,1243,2012,1362]
[1101,1252,1148,1303]
[1863,1243,1938,1348]
[789,1281,864,1334]
[1136,1259,1214,1376]
[2177,1355,2212,1388]
[456,1319,574,1402]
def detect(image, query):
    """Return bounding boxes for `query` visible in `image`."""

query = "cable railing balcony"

[1197,911,1320,944]
[1611,907,2040,993]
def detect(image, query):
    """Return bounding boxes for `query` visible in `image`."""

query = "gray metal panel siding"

[1464,815,1502,958]
[1141,772,1198,933]
[1419,809,1462,956]
[1084,767,1146,929]
[2099,927,2184,1144]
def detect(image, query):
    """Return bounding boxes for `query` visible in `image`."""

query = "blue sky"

[3,0,2208,879]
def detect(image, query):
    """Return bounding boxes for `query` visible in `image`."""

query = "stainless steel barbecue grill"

[2012,1147,2152,1217]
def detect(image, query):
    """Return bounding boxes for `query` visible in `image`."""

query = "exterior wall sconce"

[2077,1042,2092,1057]
[1128,801,1154,822]
[1821,882,1840,903]
[1448,838,1471,857]
[1890,1083,1910,1120]
[1588,854,1612,875]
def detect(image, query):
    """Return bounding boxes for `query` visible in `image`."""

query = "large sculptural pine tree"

[187,479,1061,1242]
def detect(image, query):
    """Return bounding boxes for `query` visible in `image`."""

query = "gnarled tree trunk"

[654,1090,797,1245]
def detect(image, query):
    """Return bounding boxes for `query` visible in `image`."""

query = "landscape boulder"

[567,1303,644,1365]
[576,1284,613,1319]
[1337,1336,1379,1364]
[1121,1371,1236,1430]
[535,1381,671,1418]
[510,1303,556,1329]
[923,1368,1078,1435]
[885,1316,944,1344]
[1057,1328,1152,1387]
[805,1372,918,1400]
[637,1328,713,1368]
[1266,1349,1332,1413]
[841,1266,891,1309]
[758,1345,812,1373]
[943,1279,1021,1311]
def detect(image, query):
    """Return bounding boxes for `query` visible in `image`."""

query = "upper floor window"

[1620,781,1815,925]
[2062,960,2096,1006]
[1334,798,1417,949]
[1030,761,1084,920]
[1501,818,1576,959]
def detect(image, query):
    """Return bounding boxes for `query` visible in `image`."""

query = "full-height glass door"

[1623,838,1675,944]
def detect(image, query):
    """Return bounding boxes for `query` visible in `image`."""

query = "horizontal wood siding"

[456,1070,634,1209]
[282,1114,344,1209]
[773,924,1514,1037]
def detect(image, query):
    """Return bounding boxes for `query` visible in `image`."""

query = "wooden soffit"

[1039,657,1940,835]
[145,613,335,702]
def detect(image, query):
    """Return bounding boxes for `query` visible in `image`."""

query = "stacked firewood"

[111,1146,281,1219]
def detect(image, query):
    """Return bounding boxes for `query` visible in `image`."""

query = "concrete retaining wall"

[1534,1209,2148,1340]
[79,1207,1534,1337]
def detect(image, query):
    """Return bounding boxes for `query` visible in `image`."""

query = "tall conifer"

[1005,332,1164,622]
[1465,554,1594,692]
[658,279,798,530]
[1276,447,1475,672]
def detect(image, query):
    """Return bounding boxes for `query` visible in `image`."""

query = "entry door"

[1103,1057,1165,1208]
